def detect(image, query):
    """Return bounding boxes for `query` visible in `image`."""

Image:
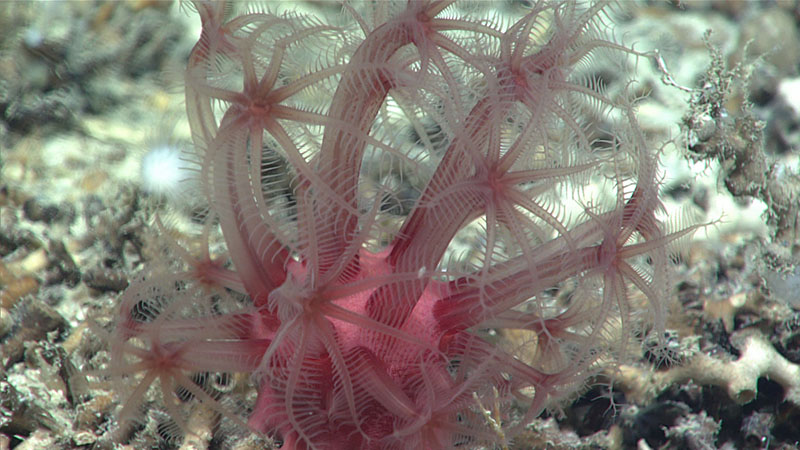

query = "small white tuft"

[140,145,190,203]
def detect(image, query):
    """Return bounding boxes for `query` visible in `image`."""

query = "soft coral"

[102,1,694,448]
